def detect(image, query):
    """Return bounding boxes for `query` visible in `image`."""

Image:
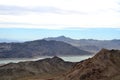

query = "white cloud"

[0,0,120,29]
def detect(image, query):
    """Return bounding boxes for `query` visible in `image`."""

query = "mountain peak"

[52,56,61,59]
[51,56,64,62]
[98,48,109,53]
[56,36,71,40]
[45,35,72,40]
[58,35,66,38]
[94,48,120,60]
[58,49,120,80]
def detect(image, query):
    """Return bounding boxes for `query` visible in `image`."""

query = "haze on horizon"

[0,28,120,41]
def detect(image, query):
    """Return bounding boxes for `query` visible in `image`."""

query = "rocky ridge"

[0,56,75,80]
[56,49,120,80]
[0,39,91,58]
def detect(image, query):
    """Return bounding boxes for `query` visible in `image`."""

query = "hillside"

[0,49,120,80]
[0,56,75,80]
[0,39,91,58]
[56,49,120,80]
[45,36,120,53]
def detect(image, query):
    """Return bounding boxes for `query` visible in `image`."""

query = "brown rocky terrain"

[0,56,75,80]
[0,49,120,80]
[55,49,120,80]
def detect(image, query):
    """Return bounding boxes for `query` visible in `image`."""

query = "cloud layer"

[0,0,120,29]
[0,5,84,15]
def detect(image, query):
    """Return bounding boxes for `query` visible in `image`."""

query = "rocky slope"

[56,49,120,80]
[0,56,75,80]
[0,49,120,80]
[45,36,120,53]
[0,39,91,58]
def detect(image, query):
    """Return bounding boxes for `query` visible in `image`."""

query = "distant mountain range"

[0,39,91,58]
[0,39,19,43]
[0,36,120,58]
[45,36,120,53]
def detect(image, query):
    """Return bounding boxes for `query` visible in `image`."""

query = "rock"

[57,49,120,80]
[0,56,75,80]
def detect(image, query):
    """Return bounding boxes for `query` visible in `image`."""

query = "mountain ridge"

[0,39,91,58]
[55,49,120,80]
[45,36,120,53]
[0,56,75,80]
[0,49,120,80]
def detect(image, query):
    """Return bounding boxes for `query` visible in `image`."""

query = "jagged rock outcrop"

[0,56,75,80]
[56,49,120,80]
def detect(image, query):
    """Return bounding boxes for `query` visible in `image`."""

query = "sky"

[0,28,120,41]
[0,0,120,40]
[0,0,120,29]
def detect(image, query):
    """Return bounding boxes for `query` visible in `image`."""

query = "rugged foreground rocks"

[0,56,75,80]
[56,49,120,80]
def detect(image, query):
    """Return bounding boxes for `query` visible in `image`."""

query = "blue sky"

[0,0,120,41]
[0,28,120,41]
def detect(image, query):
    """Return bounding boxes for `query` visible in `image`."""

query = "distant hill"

[0,39,19,43]
[56,49,120,80]
[0,56,75,80]
[45,36,120,53]
[0,39,91,58]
